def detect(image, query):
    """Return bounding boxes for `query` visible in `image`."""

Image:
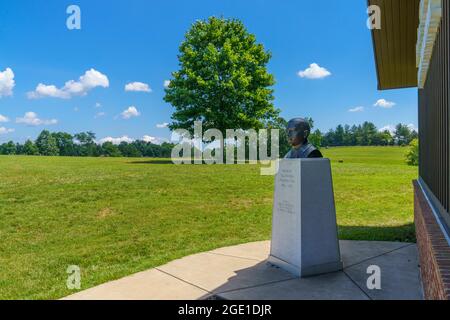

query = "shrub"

[406,138,419,166]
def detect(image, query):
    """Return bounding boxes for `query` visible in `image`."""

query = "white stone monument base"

[268,159,343,278]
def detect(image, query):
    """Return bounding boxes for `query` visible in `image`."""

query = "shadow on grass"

[127,159,257,165]
[338,224,416,243]
[127,160,175,165]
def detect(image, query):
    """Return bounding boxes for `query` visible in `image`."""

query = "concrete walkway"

[63,240,423,300]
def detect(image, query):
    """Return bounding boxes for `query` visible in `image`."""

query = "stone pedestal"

[268,159,343,277]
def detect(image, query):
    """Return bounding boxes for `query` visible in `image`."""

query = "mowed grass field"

[0,147,417,299]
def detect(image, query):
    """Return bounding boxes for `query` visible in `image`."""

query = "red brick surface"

[414,180,450,300]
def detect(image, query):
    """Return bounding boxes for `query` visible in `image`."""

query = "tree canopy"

[164,17,279,134]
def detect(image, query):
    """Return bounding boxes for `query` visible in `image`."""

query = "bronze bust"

[285,118,323,159]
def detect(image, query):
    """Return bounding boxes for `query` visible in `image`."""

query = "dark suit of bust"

[285,142,323,159]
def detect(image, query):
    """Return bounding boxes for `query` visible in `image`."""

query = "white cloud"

[74,107,79,112]
[374,99,396,108]
[407,124,418,132]
[142,135,166,145]
[164,80,171,88]
[28,84,68,99]
[348,106,364,113]
[379,125,393,133]
[379,124,418,134]
[125,82,152,92]
[95,102,102,108]
[156,122,169,128]
[121,106,140,119]
[0,68,15,97]
[142,135,158,143]
[378,125,395,134]
[99,136,134,145]
[0,114,9,122]
[298,63,331,79]
[99,135,166,145]
[16,112,58,126]
[0,127,14,135]
[170,132,196,148]
[95,112,106,119]
[27,68,109,99]
[99,136,134,144]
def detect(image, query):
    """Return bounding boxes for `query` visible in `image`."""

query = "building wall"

[418,0,450,224]
[416,0,450,300]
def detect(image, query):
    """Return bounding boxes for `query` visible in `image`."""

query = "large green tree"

[23,139,39,155]
[164,17,279,134]
[74,131,97,156]
[394,124,416,146]
[36,130,59,156]
[52,132,75,156]
[0,141,16,155]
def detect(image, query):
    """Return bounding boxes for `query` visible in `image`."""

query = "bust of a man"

[285,118,323,159]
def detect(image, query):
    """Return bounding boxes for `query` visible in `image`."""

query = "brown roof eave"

[368,0,420,90]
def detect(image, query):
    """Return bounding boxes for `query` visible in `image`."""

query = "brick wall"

[414,180,450,300]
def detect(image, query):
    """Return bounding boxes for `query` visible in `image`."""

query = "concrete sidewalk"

[63,240,423,300]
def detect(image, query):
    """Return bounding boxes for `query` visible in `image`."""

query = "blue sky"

[0,0,418,144]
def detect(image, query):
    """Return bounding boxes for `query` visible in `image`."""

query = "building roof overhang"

[369,0,420,90]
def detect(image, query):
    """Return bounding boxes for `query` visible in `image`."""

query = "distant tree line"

[0,121,419,158]
[309,122,418,148]
[0,130,174,157]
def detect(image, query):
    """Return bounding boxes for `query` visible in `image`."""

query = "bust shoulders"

[285,143,323,159]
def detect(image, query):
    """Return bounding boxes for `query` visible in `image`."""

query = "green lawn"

[0,146,417,299]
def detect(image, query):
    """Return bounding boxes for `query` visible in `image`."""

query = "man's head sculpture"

[284,117,323,159]
[286,118,311,147]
